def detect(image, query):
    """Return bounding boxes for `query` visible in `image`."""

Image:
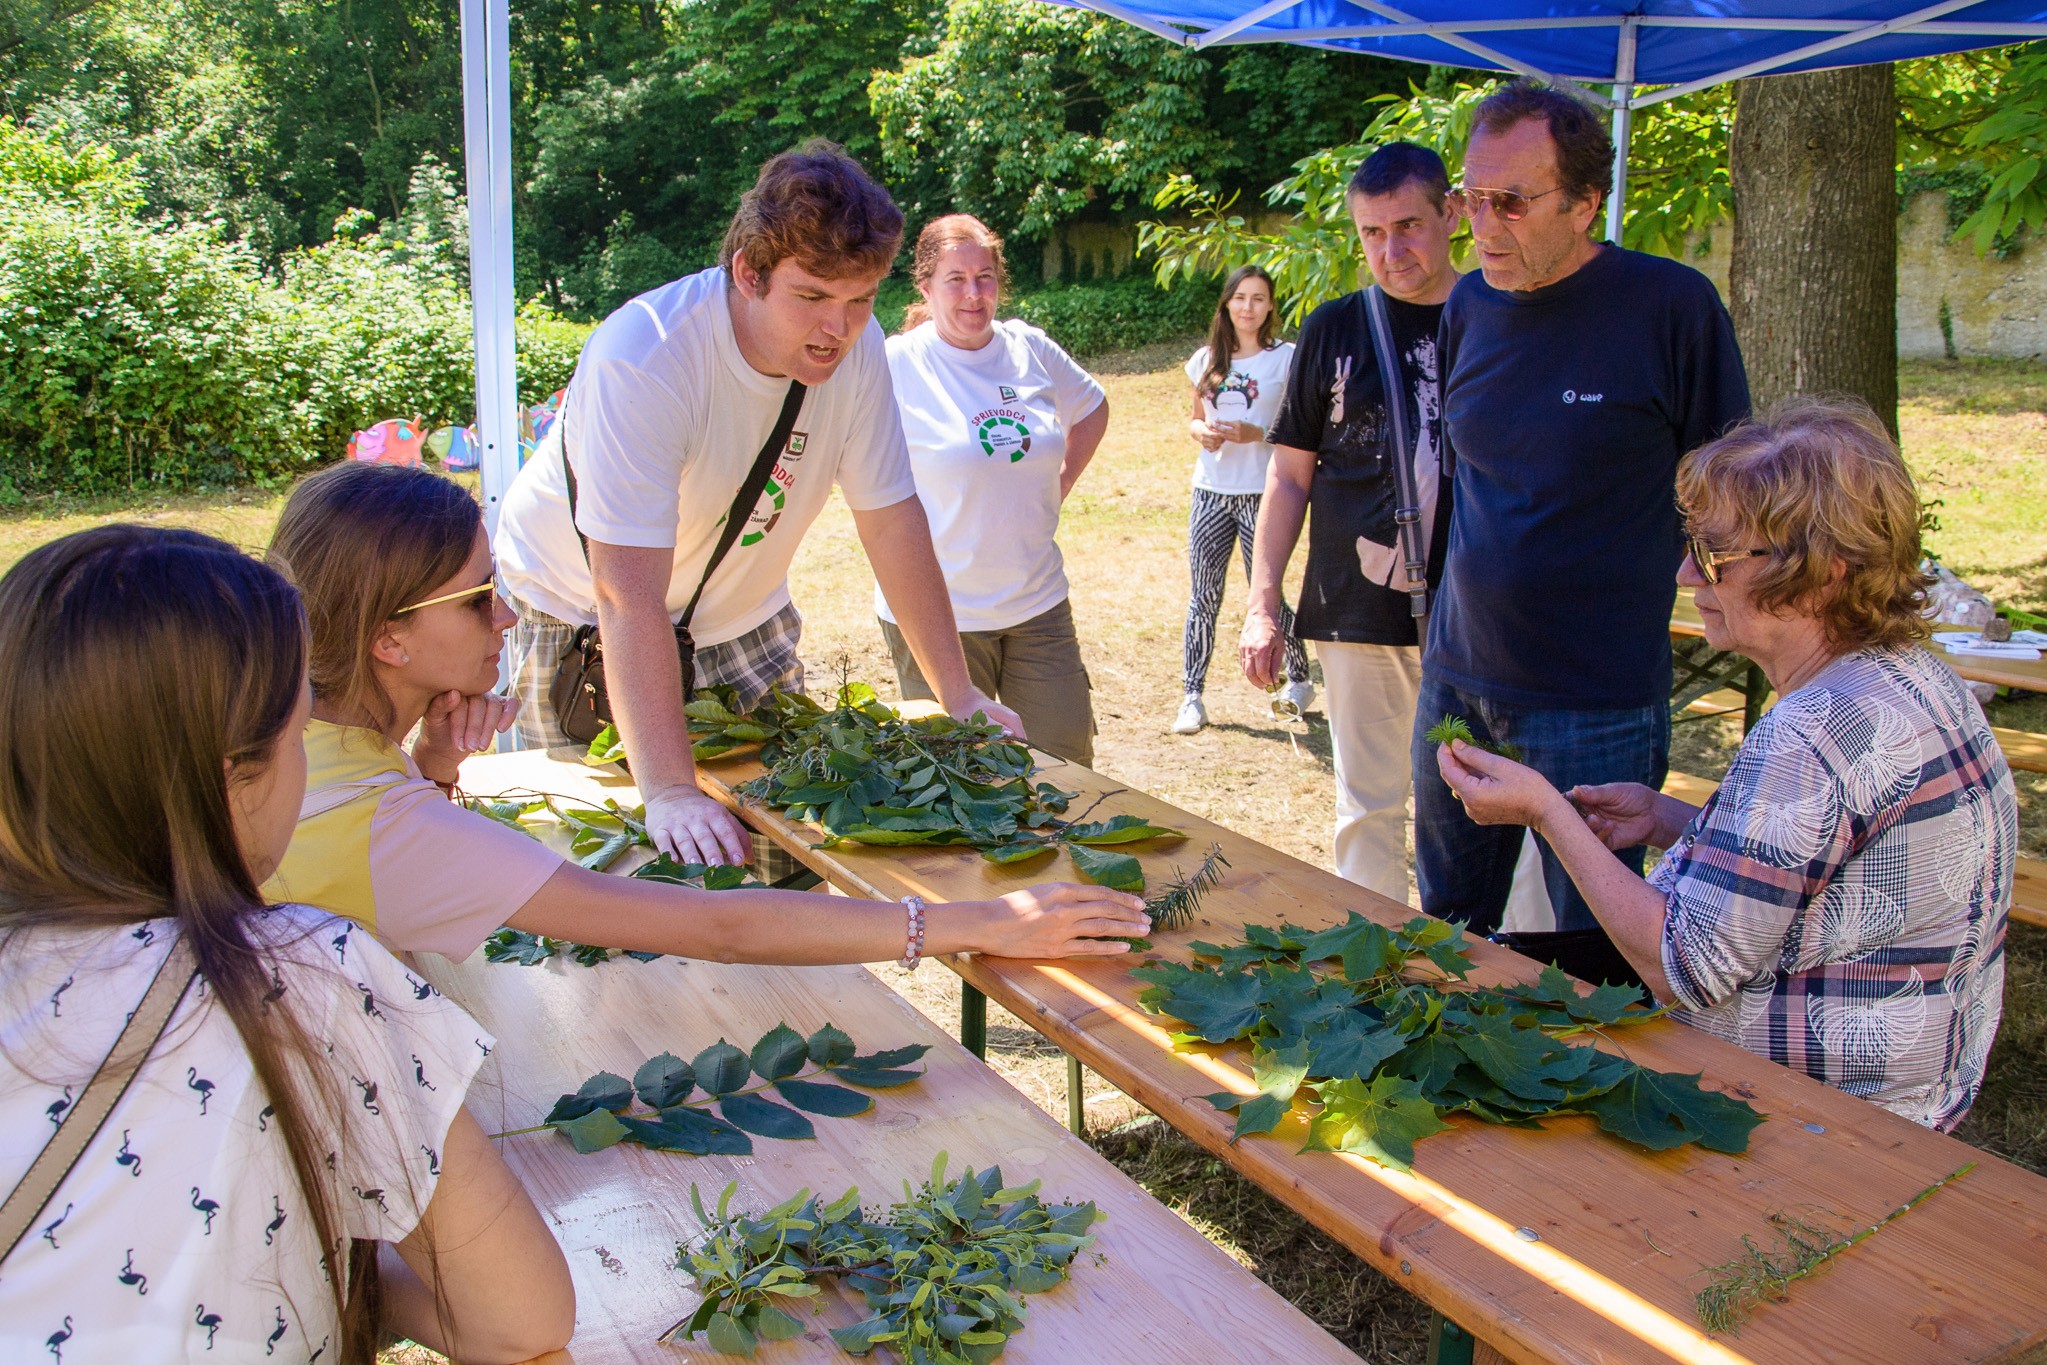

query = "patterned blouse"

[0,907,489,1361]
[1651,645,2016,1131]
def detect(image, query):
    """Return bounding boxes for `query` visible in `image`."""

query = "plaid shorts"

[508,598,805,749]
[506,598,808,883]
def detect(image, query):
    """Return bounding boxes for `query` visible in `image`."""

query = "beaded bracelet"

[899,895,928,971]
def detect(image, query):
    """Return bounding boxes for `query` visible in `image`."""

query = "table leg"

[1067,1055,1086,1137]
[961,983,988,1060]
[1426,1312,1475,1365]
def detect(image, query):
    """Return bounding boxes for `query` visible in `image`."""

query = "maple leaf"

[1585,1068,1765,1154]
[1386,1031,1467,1098]
[1301,1075,1452,1172]
[1304,1010,1408,1081]
[1259,965,1359,1041]
[1452,1013,1584,1099]
[1133,962,1266,1043]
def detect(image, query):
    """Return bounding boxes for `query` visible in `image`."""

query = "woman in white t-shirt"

[1174,266,1309,735]
[0,527,572,1363]
[879,215,1110,766]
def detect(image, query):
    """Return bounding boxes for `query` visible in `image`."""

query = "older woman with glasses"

[1435,399,2016,1131]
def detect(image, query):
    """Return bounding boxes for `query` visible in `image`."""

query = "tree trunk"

[1728,65,1898,436]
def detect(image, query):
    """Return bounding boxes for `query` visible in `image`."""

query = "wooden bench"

[1663,769,2047,930]
[1682,687,2046,776]
[440,750,1361,1364]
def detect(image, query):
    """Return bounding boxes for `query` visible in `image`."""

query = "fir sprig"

[1695,1163,1976,1333]
[1422,713,1525,763]
[1144,843,1230,932]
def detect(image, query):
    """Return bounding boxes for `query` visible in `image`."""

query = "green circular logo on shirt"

[975,413,1032,462]
[739,478,787,546]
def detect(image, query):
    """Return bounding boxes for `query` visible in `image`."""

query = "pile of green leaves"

[687,685,828,763]
[1133,913,1763,1171]
[482,855,758,967]
[462,791,651,871]
[729,682,1080,850]
[1422,714,1525,763]
[500,1025,930,1157]
[670,1154,1100,1362]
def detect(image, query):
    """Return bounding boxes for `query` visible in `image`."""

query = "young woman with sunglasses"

[262,463,1149,966]
[0,527,571,1362]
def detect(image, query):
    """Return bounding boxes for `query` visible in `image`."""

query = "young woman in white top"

[1175,266,1309,735]
[879,215,1110,766]
[0,526,572,1363]
[264,462,1149,963]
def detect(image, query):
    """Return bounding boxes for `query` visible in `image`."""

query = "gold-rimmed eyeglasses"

[1449,184,1566,222]
[1686,535,1769,585]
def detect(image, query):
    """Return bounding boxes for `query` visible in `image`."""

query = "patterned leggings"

[1183,488,1309,695]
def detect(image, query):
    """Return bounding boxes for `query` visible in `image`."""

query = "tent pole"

[1605,15,1637,246]
[460,0,519,535]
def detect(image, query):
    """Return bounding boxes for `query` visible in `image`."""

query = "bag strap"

[564,380,808,630]
[1364,285,1429,622]
[1,934,198,1261]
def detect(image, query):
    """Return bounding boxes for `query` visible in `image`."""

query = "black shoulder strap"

[565,379,808,628]
[1364,285,1429,621]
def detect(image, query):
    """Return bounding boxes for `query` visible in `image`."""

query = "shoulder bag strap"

[0,934,199,1261]
[564,380,807,630]
[1364,284,1428,622]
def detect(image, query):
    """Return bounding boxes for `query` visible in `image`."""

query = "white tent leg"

[1605,15,1637,246]
[460,0,518,534]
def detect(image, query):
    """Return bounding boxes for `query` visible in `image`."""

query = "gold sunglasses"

[1686,535,1769,585]
[396,576,502,615]
[1449,184,1566,222]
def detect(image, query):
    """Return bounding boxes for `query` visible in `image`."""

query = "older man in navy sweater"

[1414,79,1750,948]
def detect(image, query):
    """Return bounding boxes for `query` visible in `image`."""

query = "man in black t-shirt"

[1240,143,1460,903]
[1416,80,1750,940]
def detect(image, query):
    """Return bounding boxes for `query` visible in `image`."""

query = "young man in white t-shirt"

[497,143,1021,868]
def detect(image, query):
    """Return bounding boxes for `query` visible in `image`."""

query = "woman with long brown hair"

[263,461,1148,964]
[881,214,1110,766]
[1176,265,1309,734]
[0,527,571,1361]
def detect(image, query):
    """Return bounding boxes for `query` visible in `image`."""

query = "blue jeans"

[1410,675,1670,935]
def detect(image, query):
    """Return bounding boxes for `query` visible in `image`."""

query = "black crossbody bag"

[1363,284,1431,624]
[549,380,807,745]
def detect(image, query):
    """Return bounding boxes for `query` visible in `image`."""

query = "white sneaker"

[1276,679,1316,714]
[1171,694,1208,734]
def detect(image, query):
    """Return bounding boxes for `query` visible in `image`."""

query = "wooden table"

[1673,588,2047,695]
[690,745,2047,1365]
[435,750,1361,1365]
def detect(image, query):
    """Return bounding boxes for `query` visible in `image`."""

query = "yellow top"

[264,720,562,957]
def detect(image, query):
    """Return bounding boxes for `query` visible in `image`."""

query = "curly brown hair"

[1676,398,1935,653]
[720,139,903,287]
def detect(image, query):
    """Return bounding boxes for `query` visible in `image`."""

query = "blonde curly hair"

[1676,398,1934,653]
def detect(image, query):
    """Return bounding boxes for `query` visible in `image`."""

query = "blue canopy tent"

[1057,0,2047,243]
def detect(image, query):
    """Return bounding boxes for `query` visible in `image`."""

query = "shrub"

[1007,274,1214,359]
[0,123,592,495]
[0,195,317,493]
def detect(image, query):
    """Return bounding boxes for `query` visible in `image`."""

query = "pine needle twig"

[1144,844,1229,931]
[1694,1162,1975,1333]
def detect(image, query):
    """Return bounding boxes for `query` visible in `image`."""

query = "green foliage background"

[0,0,2039,493]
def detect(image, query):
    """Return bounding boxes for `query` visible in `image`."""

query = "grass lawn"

[7,354,2041,1364]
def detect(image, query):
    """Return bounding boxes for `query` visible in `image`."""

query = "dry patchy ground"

[5,353,2041,1364]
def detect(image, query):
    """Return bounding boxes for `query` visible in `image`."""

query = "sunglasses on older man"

[1448,184,1567,221]
[1686,535,1769,585]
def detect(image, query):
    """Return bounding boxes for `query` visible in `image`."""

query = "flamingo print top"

[1650,645,2017,1131]
[0,906,491,1360]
